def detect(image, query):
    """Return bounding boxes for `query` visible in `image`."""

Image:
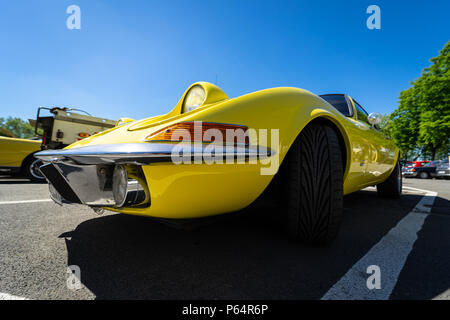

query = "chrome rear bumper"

[35,142,272,165]
[35,143,272,207]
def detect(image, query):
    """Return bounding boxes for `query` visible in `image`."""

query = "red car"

[404,161,430,168]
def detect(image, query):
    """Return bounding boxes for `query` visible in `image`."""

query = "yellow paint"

[66,82,399,219]
[115,117,136,127]
[0,136,41,168]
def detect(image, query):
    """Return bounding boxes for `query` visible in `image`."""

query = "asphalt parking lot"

[0,175,449,300]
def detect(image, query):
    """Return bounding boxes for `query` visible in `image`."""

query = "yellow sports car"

[35,82,401,243]
[0,136,44,182]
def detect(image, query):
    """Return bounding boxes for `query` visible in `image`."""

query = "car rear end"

[402,166,418,178]
[436,159,450,178]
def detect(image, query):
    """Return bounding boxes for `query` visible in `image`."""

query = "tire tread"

[285,124,343,244]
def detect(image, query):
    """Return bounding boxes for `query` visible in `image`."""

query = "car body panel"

[113,162,273,218]
[0,136,41,168]
[36,83,400,219]
[347,97,396,186]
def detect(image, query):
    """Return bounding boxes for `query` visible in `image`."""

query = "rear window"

[319,94,352,117]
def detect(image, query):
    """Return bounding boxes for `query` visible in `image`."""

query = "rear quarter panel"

[0,137,41,168]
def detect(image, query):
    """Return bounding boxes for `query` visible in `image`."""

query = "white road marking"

[433,288,450,300]
[0,199,52,205]
[403,187,438,213]
[322,188,437,300]
[0,292,28,300]
[402,186,430,192]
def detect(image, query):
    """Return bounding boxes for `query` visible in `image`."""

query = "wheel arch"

[20,151,39,171]
[280,113,352,180]
[259,113,351,208]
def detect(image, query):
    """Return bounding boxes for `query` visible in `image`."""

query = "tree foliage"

[378,114,392,139]
[390,41,450,160]
[0,117,35,139]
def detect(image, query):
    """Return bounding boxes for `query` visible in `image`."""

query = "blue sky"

[0,0,448,121]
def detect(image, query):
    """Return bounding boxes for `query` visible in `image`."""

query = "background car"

[0,136,42,182]
[409,161,430,168]
[401,160,432,176]
[408,161,440,179]
[436,158,450,179]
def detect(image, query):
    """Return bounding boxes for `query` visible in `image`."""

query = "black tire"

[283,124,343,244]
[419,171,429,179]
[22,156,46,183]
[376,161,402,198]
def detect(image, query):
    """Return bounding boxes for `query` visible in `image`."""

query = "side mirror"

[368,112,382,126]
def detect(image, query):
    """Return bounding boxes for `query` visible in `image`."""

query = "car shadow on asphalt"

[61,190,424,299]
[390,195,450,300]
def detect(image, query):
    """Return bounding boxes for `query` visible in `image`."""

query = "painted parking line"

[322,187,437,300]
[0,199,52,205]
[0,292,28,300]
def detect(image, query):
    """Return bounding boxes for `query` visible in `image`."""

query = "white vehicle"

[27,107,116,181]
[32,107,116,149]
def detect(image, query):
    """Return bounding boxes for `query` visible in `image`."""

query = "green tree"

[0,117,35,139]
[378,114,392,139]
[390,41,450,160]
[390,89,421,158]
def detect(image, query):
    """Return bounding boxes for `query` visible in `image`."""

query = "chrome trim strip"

[35,143,273,165]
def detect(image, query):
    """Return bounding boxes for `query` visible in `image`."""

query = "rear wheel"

[283,124,343,244]
[22,156,46,183]
[377,161,402,198]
